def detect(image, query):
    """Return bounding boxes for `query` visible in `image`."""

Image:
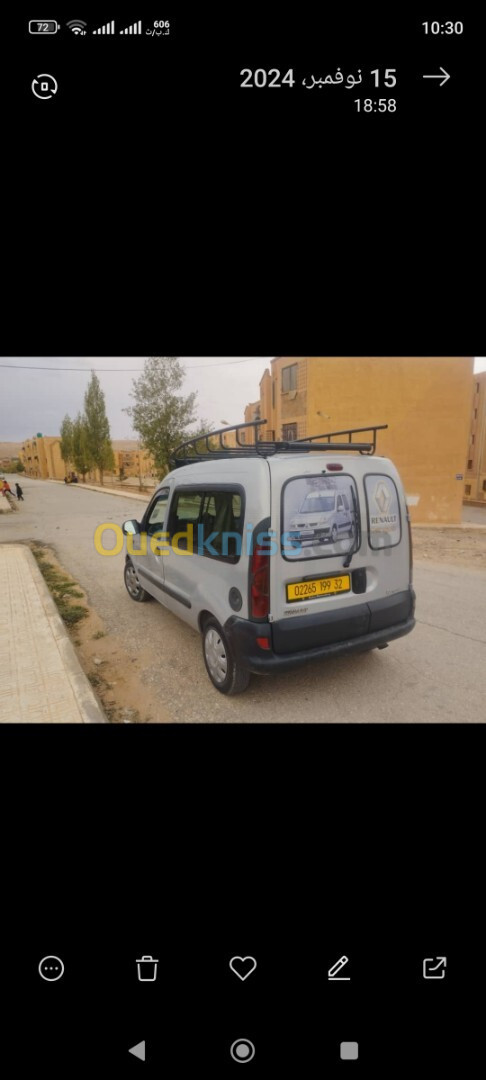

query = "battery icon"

[29,21,60,34]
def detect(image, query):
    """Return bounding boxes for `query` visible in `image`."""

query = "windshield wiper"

[342,486,359,568]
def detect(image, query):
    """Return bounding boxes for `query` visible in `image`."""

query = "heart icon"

[229,956,257,981]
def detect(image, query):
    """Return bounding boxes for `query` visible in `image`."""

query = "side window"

[167,489,243,560]
[201,490,243,558]
[364,475,402,549]
[170,491,204,533]
[146,490,170,536]
[337,496,343,510]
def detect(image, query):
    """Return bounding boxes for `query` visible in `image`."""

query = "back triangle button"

[129,1040,146,1061]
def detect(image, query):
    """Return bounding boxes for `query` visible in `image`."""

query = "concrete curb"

[48,479,152,502]
[0,544,107,723]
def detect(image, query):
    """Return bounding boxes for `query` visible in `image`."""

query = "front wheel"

[202,618,251,695]
[124,560,151,602]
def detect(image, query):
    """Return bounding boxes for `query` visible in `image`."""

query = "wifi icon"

[66,20,87,35]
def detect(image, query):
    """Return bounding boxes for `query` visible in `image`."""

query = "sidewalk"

[48,479,152,502]
[0,544,106,723]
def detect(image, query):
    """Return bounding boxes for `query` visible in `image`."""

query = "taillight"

[325,463,343,471]
[250,545,270,618]
[407,513,413,582]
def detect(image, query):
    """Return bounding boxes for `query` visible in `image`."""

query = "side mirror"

[122,520,140,536]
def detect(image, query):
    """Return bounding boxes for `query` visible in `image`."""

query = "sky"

[0,356,485,442]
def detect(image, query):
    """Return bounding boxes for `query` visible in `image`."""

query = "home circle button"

[230,1038,255,1063]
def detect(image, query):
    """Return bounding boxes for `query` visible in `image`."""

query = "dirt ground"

[412,527,486,569]
[28,528,485,724]
[30,541,168,723]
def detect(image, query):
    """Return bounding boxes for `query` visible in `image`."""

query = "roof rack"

[170,421,388,467]
[295,424,388,453]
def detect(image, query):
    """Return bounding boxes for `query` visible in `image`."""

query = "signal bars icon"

[93,20,115,35]
[120,20,142,35]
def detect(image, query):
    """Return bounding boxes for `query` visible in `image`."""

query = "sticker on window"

[364,475,401,548]
[282,474,359,560]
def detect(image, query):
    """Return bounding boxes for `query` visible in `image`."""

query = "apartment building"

[464,371,486,503]
[20,436,65,479]
[240,357,474,523]
[20,436,155,482]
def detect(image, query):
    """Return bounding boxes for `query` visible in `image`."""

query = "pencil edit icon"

[328,955,350,981]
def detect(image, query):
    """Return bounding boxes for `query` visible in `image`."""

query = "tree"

[15,460,25,473]
[124,357,198,478]
[84,371,114,485]
[182,419,216,457]
[72,413,93,482]
[60,414,74,472]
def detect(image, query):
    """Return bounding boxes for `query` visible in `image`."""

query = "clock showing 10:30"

[422,21,463,34]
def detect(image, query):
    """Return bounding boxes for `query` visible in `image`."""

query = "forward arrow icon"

[422,67,450,87]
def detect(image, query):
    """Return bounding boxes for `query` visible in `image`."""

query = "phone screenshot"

[1,8,483,1074]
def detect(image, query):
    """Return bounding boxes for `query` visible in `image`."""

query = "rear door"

[273,468,364,621]
[270,460,410,635]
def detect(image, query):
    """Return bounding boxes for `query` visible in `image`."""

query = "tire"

[202,617,251,695]
[124,560,151,602]
[331,524,338,543]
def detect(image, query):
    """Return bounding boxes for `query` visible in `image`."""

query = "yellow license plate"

[286,574,351,602]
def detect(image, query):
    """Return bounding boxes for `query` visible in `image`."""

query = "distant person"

[2,479,12,496]
[15,482,24,501]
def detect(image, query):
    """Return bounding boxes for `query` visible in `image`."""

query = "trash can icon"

[136,955,159,982]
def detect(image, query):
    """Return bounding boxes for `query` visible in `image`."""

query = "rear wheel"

[124,560,151,602]
[202,618,251,695]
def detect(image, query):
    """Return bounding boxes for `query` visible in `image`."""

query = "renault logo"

[374,481,391,514]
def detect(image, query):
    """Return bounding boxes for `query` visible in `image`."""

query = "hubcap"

[204,627,228,684]
[126,564,141,597]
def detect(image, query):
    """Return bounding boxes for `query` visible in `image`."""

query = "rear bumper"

[224,588,416,674]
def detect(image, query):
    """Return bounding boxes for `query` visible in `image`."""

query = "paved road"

[462,504,486,524]
[1,478,485,723]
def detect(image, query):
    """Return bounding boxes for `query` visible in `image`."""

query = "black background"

[2,6,485,1073]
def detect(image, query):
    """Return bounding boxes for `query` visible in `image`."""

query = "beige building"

[20,436,65,479]
[237,357,474,524]
[86,442,156,483]
[20,436,156,483]
[113,442,156,479]
[464,371,486,503]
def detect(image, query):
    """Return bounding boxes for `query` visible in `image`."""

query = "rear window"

[364,474,402,548]
[282,474,359,561]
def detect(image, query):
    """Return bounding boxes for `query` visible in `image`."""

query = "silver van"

[122,422,415,694]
